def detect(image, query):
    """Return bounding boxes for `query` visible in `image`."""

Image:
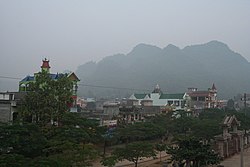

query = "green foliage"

[115,121,165,143]
[155,143,167,162]
[230,111,250,130]
[27,157,61,167]
[101,156,118,167]
[191,119,221,140]
[166,137,221,167]
[200,109,250,130]
[0,154,29,167]
[0,113,103,166]
[155,143,167,152]
[20,71,73,125]
[227,99,235,110]
[199,109,226,121]
[112,141,156,167]
[169,116,195,136]
[0,123,47,158]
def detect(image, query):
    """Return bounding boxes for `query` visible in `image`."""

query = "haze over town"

[1,0,250,78]
[2,1,250,167]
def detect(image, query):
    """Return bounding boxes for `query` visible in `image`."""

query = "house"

[0,92,26,123]
[129,84,189,111]
[103,101,120,119]
[19,59,80,112]
[187,83,218,110]
[234,93,250,110]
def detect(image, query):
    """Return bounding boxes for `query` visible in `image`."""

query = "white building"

[129,84,189,110]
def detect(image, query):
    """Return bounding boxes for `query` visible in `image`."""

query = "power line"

[78,83,151,92]
[0,75,151,92]
[0,75,22,80]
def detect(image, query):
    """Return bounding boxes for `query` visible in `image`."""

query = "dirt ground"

[93,147,250,167]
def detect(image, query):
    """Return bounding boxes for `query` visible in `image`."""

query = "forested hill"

[76,41,250,99]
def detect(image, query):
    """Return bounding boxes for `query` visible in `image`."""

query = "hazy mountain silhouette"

[76,41,250,99]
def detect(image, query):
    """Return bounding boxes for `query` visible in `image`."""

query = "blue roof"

[20,73,66,82]
[20,76,35,82]
[49,73,65,80]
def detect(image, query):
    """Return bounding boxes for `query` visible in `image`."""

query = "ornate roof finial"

[212,83,216,90]
[152,84,162,94]
[41,58,50,69]
[41,58,51,73]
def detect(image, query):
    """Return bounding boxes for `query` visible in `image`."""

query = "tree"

[115,122,165,143]
[155,143,167,162]
[42,113,103,166]
[227,99,235,110]
[0,154,30,167]
[0,112,104,166]
[0,123,47,158]
[0,123,48,166]
[73,143,98,167]
[111,141,156,167]
[169,115,195,137]
[20,71,73,126]
[166,137,221,167]
[101,155,118,167]
[191,119,221,140]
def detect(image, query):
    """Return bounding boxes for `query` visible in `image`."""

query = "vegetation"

[114,121,165,143]
[102,141,156,167]
[155,143,167,162]
[166,137,221,167]
[20,71,73,125]
[0,72,104,166]
[2,70,250,167]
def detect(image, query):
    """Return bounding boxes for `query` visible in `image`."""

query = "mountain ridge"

[76,41,250,99]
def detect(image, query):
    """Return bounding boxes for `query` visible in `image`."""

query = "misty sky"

[0,0,250,78]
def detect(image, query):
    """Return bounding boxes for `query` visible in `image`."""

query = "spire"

[210,83,217,94]
[212,83,216,90]
[152,84,162,94]
[41,58,50,73]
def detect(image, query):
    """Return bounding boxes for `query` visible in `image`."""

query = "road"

[220,147,250,167]
[93,147,250,167]
[92,152,170,167]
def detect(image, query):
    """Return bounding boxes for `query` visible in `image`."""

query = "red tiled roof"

[188,91,210,97]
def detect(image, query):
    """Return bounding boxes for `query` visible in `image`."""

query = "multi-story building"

[0,92,26,122]
[19,59,80,112]
[187,83,218,110]
[234,93,250,110]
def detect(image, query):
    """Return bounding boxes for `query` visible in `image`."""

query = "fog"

[1,0,250,78]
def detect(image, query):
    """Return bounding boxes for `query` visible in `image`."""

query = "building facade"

[19,59,80,112]
[129,84,188,111]
[0,92,26,123]
[187,83,218,110]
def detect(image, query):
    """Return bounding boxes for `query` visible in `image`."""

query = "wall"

[0,102,11,122]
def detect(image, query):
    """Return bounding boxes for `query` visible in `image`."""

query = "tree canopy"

[103,141,156,167]
[166,137,221,167]
[20,71,73,126]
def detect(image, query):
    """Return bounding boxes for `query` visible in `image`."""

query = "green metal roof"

[134,93,149,99]
[159,93,185,99]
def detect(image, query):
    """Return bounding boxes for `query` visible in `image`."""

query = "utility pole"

[240,134,244,167]
[240,93,247,167]
[241,93,246,167]
[244,93,247,116]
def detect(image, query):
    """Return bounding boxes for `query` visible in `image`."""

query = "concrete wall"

[0,103,12,122]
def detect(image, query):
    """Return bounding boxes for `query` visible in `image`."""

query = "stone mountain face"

[76,41,250,99]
